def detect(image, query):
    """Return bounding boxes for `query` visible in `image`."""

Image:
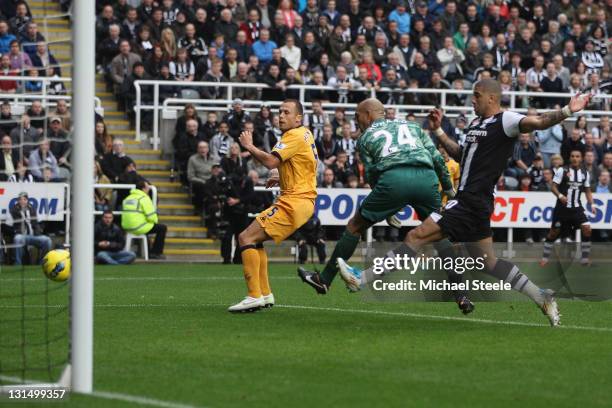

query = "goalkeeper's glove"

[386,214,402,228]
[444,188,456,200]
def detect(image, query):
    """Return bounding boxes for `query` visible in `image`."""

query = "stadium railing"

[133,79,612,150]
[0,75,103,114]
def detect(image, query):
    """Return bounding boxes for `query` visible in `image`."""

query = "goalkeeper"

[298,99,473,313]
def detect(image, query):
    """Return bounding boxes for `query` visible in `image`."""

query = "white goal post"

[70,0,96,394]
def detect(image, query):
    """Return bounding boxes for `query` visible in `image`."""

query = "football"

[42,249,71,282]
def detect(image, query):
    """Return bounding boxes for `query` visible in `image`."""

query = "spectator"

[110,40,142,108]
[200,59,227,99]
[23,22,48,58]
[8,160,33,183]
[188,141,215,214]
[584,150,600,184]
[101,139,132,182]
[220,142,247,178]
[94,211,136,265]
[209,121,233,162]
[561,128,586,163]
[388,2,411,35]
[0,101,16,136]
[221,48,239,79]
[51,99,71,132]
[0,54,18,93]
[594,170,611,193]
[94,121,113,160]
[295,215,326,264]
[160,27,177,60]
[0,135,19,181]
[437,36,465,82]
[319,167,343,188]
[535,123,564,169]
[230,30,252,63]
[97,24,121,75]
[280,34,301,70]
[132,25,154,59]
[599,152,612,176]
[260,63,285,101]
[28,139,59,180]
[94,161,112,212]
[8,192,52,265]
[215,8,239,43]
[0,20,16,54]
[122,62,152,127]
[201,112,219,142]
[174,104,202,136]
[540,62,565,108]
[170,47,195,82]
[121,180,167,260]
[230,62,258,100]
[328,24,349,65]
[26,100,47,134]
[144,43,168,77]
[506,133,538,179]
[223,99,251,139]
[10,114,39,159]
[174,118,205,184]
[42,117,69,175]
[252,28,276,64]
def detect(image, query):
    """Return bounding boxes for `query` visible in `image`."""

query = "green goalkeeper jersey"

[357,118,452,190]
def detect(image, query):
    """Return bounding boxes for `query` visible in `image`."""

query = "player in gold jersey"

[228,99,318,313]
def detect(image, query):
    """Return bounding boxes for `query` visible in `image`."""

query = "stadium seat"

[124,233,148,260]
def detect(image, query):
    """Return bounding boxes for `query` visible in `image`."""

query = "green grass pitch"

[1,263,611,408]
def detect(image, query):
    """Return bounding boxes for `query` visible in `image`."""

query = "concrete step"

[104,111,126,118]
[111,130,136,138]
[168,226,207,235]
[135,159,171,170]
[152,181,183,193]
[159,215,200,222]
[159,207,195,216]
[165,249,220,256]
[140,170,171,177]
[126,149,161,155]
[167,238,214,245]
[158,192,188,199]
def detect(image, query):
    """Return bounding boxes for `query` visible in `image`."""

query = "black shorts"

[430,192,493,242]
[551,205,589,234]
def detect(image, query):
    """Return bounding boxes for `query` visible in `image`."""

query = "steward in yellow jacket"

[121,181,167,259]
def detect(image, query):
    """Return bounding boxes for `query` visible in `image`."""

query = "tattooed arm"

[519,93,591,133]
[428,109,462,162]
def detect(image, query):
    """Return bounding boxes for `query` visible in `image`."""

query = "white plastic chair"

[124,233,149,260]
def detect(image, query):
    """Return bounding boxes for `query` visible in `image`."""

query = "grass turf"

[1,263,611,408]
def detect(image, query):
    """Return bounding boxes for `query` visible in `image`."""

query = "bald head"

[355,98,385,131]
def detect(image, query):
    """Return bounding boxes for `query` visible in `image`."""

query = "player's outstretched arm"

[428,109,462,162]
[239,130,281,169]
[519,93,592,132]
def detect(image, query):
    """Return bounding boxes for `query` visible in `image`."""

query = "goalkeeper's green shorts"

[359,166,441,223]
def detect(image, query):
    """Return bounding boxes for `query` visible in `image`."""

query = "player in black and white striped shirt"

[540,149,594,266]
[336,79,592,326]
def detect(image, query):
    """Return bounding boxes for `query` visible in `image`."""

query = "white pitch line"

[2,302,611,333]
[90,390,204,408]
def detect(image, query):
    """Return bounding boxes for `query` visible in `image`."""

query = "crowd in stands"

[88,0,611,248]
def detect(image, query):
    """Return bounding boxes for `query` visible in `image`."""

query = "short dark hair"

[103,210,113,216]
[137,180,148,190]
[283,99,303,116]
